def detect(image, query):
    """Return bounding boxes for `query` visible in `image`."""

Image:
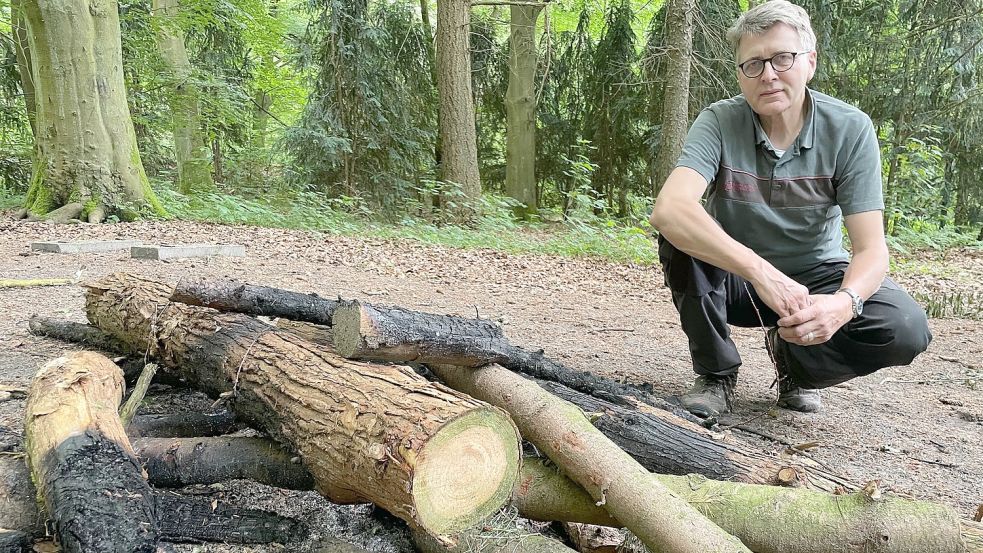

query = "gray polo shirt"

[675,88,883,276]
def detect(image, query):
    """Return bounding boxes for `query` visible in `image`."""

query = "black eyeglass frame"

[737,51,812,79]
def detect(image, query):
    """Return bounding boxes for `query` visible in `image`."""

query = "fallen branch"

[427,363,750,553]
[0,278,74,288]
[126,411,242,438]
[120,363,158,426]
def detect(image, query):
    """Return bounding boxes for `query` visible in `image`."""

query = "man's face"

[736,23,816,118]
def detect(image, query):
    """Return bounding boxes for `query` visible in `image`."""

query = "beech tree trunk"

[151,0,215,194]
[651,0,695,196]
[436,0,481,222]
[84,273,522,537]
[505,4,543,218]
[10,0,36,137]
[428,363,750,553]
[24,351,160,552]
[18,0,164,221]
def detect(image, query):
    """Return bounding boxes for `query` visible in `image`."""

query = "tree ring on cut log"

[412,408,521,535]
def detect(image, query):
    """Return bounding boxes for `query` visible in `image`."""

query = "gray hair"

[726,0,817,55]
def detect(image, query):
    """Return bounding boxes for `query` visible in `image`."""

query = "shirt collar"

[749,88,817,153]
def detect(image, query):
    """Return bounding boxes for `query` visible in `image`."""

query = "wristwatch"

[837,288,864,319]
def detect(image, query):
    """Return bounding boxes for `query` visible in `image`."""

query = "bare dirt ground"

[1,217,981,552]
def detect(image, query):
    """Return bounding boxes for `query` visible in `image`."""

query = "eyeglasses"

[737,51,811,79]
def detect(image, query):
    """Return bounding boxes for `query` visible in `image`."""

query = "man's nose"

[758,62,779,81]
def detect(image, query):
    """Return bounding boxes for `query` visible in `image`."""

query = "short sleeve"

[835,117,884,215]
[675,108,723,184]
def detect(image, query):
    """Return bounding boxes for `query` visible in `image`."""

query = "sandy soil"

[1,217,980,552]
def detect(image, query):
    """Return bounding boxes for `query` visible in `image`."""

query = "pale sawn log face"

[84,273,522,536]
[24,351,159,552]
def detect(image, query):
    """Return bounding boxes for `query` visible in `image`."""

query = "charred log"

[171,278,338,325]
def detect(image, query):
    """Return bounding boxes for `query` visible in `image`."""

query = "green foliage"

[284,0,436,213]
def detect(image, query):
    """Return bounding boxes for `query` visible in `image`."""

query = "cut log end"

[412,408,521,536]
[331,300,372,358]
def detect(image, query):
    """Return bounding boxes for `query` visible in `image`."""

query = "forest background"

[1,0,981,311]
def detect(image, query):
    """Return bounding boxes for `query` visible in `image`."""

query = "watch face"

[855,298,863,317]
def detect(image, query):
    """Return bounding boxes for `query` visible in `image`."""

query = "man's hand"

[777,293,854,345]
[751,265,812,318]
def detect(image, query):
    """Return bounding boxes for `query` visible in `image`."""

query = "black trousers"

[658,237,932,389]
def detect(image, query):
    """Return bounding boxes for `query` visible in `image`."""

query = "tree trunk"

[134,436,315,489]
[252,89,273,150]
[19,0,164,222]
[171,277,339,325]
[24,351,160,552]
[332,299,514,366]
[428,363,751,553]
[562,522,623,553]
[517,457,966,553]
[505,4,543,218]
[84,273,522,537]
[151,0,215,194]
[436,0,481,222]
[10,0,37,137]
[651,0,695,196]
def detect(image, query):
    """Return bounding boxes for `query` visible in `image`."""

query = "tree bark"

[84,273,522,537]
[18,0,164,221]
[562,522,622,553]
[134,436,315,490]
[517,457,967,553]
[155,492,307,544]
[10,0,37,137]
[127,411,242,439]
[437,0,482,222]
[650,0,695,196]
[332,299,513,366]
[171,277,339,325]
[428,363,751,553]
[505,4,543,218]
[24,351,160,552]
[151,0,215,194]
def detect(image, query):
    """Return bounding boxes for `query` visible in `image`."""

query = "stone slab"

[30,240,144,254]
[131,244,246,260]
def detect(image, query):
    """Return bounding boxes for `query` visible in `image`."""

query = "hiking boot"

[766,327,822,413]
[679,374,736,418]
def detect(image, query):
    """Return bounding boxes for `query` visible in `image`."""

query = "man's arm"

[649,166,812,317]
[776,210,889,345]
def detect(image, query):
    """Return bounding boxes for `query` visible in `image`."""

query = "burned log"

[332,299,514,366]
[156,492,307,544]
[428,364,750,553]
[27,316,185,387]
[0,528,29,551]
[171,277,338,325]
[134,436,315,490]
[85,273,523,537]
[541,380,854,492]
[1,446,307,546]
[127,411,242,438]
[24,351,159,552]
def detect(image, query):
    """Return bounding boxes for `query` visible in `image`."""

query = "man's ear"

[806,50,818,81]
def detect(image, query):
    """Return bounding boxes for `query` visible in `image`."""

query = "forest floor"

[1,217,981,552]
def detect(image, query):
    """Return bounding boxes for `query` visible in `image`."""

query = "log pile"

[14,272,979,553]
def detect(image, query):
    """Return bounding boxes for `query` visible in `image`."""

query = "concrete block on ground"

[31,240,143,254]
[131,244,246,260]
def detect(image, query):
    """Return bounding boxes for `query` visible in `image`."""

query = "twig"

[590,327,635,333]
[0,278,74,288]
[119,363,158,426]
